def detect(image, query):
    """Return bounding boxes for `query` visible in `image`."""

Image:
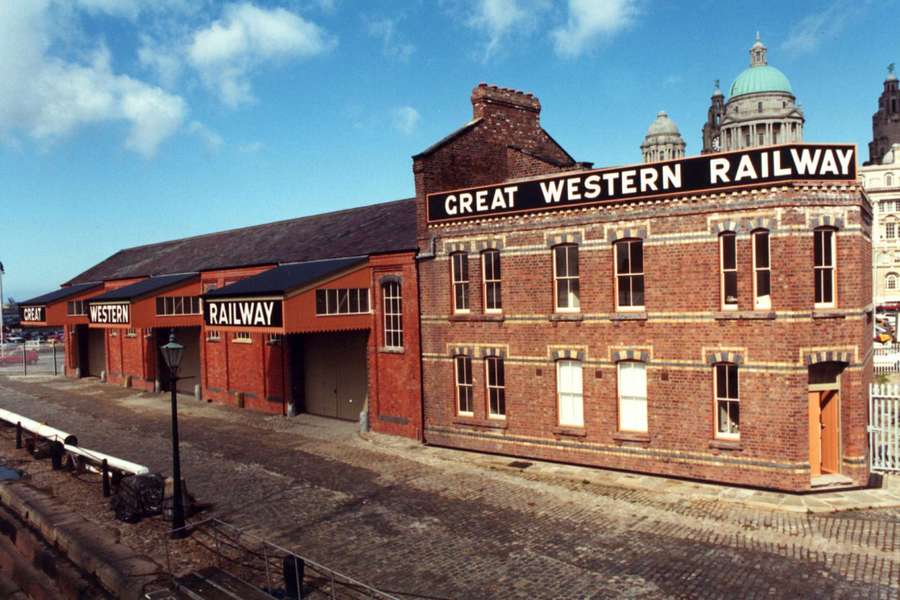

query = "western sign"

[427,144,857,223]
[20,306,46,322]
[89,303,130,324]
[204,299,283,328]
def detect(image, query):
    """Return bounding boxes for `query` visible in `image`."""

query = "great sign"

[426,144,857,223]
[89,303,130,325]
[20,306,46,322]
[204,299,283,328]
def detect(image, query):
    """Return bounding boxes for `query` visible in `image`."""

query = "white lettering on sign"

[89,303,130,324]
[22,306,45,321]
[206,300,279,327]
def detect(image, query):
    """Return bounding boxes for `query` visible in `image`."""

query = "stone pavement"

[0,374,899,599]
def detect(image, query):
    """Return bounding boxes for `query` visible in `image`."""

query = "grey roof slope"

[66,198,417,285]
[205,257,366,298]
[89,273,198,302]
[21,282,102,306]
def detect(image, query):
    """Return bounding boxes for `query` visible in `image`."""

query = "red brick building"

[20,83,872,491]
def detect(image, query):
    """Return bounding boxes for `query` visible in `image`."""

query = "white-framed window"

[617,361,648,433]
[887,274,898,290]
[382,281,403,349]
[615,239,645,310]
[206,329,221,342]
[315,288,370,315]
[557,360,584,427]
[233,331,252,343]
[814,228,836,307]
[455,355,473,416]
[887,222,896,240]
[752,230,771,310]
[720,232,738,309]
[482,249,502,312]
[553,245,580,311]
[451,252,470,313]
[156,296,202,316]
[714,363,740,439]
[485,356,506,419]
[66,300,88,316]
[126,328,137,338]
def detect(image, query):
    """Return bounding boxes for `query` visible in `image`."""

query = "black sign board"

[20,306,46,322]
[427,144,857,224]
[204,299,283,328]
[89,302,130,325]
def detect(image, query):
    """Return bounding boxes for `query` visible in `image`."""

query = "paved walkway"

[1,374,899,599]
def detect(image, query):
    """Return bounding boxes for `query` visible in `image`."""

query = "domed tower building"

[866,63,900,165]
[701,81,726,154]
[640,111,686,163]
[702,34,804,153]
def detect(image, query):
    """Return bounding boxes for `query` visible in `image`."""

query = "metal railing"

[164,518,400,599]
[0,341,64,375]
[870,383,900,472]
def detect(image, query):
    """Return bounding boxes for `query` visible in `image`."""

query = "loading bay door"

[87,328,106,378]
[303,331,368,421]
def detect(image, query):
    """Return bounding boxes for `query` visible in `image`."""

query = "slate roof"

[205,257,367,298]
[66,198,417,285]
[21,283,103,306]
[88,273,199,302]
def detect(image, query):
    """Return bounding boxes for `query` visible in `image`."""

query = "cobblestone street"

[1,374,898,599]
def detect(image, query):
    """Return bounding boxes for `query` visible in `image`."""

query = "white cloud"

[188,120,224,153]
[551,0,638,58]
[466,0,550,61]
[138,35,183,89]
[188,3,335,107]
[367,17,414,62]
[782,1,856,55]
[73,0,199,21]
[0,1,185,158]
[391,106,420,135]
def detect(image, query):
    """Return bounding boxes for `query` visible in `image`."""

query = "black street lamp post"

[160,329,186,538]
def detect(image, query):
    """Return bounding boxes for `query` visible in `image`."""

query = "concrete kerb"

[0,481,162,600]
[359,431,900,514]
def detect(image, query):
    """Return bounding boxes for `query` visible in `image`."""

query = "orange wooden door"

[820,390,840,474]
[808,391,822,477]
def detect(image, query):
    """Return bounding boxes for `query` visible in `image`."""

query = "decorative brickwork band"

[804,350,851,365]
[711,220,740,235]
[445,241,474,254]
[379,275,402,285]
[475,239,504,251]
[551,348,585,361]
[478,347,507,359]
[810,215,844,230]
[546,232,583,248]
[611,349,650,363]
[745,216,775,232]
[706,351,744,365]
[606,227,648,243]
[450,345,474,357]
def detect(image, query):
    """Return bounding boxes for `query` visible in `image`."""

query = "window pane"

[718,401,730,433]
[616,242,629,274]
[822,231,832,265]
[316,290,326,314]
[569,279,580,308]
[555,247,566,277]
[619,362,646,397]
[757,271,771,297]
[618,277,629,307]
[814,231,823,266]
[567,246,578,276]
[349,289,360,313]
[716,364,726,397]
[755,232,769,268]
[361,290,369,313]
[815,270,824,303]
[722,234,736,269]
[620,396,648,432]
[728,401,740,433]
[630,241,643,273]
[724,272,738,304]
[632,276,644,306]
[822,268,833,303]
[727,364,738,399]
[327,289,337,314]
[156,297,164,314]
[492,251,501,279]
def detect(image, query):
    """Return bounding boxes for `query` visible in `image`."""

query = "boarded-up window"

[618,362,647,432]
[557,360,583,427]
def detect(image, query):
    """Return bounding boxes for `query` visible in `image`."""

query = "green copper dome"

[729,65,793,97]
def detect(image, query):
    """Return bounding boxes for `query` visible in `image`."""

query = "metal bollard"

[52,342,57,376]
[15,422,21,449]
[50,441,64,470]
[102,459,111,497]
[283,555,305,600]
[22,345,27,376]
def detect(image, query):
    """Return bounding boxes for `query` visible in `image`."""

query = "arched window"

[382,280,403,349]
[887,274,898,290]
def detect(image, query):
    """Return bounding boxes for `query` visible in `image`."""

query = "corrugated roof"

[89,273,198,302]
[206,257,367,298]
[66,198,417,285]
[21,283,103,306]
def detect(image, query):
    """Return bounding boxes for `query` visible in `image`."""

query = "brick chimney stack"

[471,83,541,123]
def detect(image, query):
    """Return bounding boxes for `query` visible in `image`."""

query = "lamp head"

[160,329,184,374]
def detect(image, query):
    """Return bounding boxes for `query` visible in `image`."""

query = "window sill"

[449,313,505,323]
[232,339,253,344]
[549,313,583,322]
[709,439,742,450]
[613,431,650,443]
[552,426,586,437]
[610,312,648,322]
[714,310,776,321]
[812,310,845,319]
[452,417,508,430]
[379,346,405,354]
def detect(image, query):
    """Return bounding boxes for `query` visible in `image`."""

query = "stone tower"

[641,111,686,163]
[866,63,900,165]
[701,80,726,153]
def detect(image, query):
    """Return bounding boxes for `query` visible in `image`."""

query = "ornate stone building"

[701,34,804,153]
[640,111,686,163]
[866,64,900,166]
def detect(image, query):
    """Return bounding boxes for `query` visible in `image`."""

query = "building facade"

[866,64,900,166]
[702,35,804,153]
[640,111,686,163]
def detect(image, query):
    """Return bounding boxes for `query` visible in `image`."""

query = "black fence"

[0,341,64,375]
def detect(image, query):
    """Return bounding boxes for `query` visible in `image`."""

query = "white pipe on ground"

[0,407,149,475]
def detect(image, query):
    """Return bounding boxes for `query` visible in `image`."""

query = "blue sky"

[1,0,898,301]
